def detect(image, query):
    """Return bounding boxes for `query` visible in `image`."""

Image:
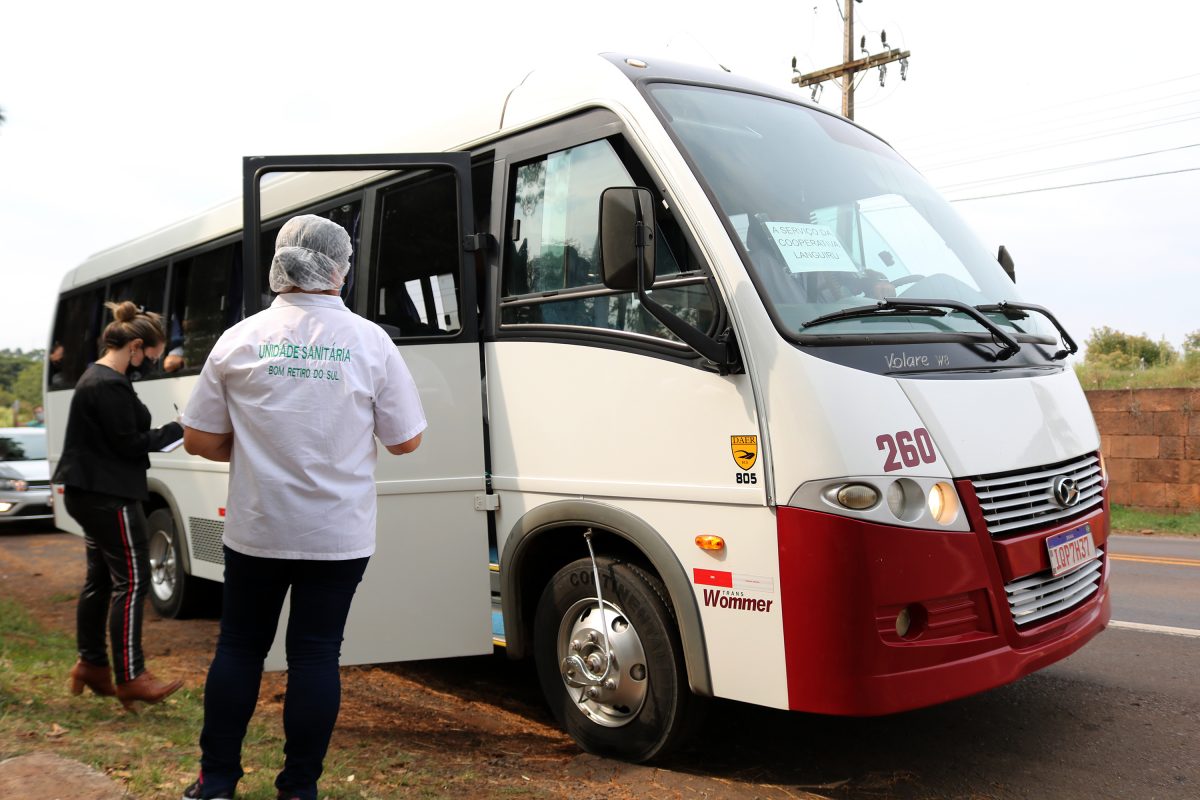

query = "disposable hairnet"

[268,214,353,293]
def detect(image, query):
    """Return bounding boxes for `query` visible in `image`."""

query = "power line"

[907,94,1200,161]
[895,70,1200,146]
[921,111,1200,172]
[946,165,1200,203]
[902,90,1200,160]
[938,142,1200,191]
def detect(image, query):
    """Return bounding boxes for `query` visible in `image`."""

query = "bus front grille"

[1006,549,1104,627]
[971,453,1103,538]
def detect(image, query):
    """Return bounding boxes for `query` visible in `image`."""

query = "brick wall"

[1085,388,1200,513]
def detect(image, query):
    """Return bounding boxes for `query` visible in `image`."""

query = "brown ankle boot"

[69,659,117,697]
[115,670,183,712]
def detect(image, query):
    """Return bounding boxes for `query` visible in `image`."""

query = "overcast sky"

[1,0,1196,354]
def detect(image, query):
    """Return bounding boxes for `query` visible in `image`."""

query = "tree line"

[1076,327,1200,390]
[1083,328,1200,370]
[0,349,45,426]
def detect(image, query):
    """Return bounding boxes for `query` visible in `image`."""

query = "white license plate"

[1046,524,1097,577]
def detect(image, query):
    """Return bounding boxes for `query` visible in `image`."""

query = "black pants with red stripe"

[65,487,151,684]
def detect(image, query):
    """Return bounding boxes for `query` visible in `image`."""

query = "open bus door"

[243,153,493,667]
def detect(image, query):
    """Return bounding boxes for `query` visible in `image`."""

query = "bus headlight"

[791,476,971,532]
[927,482,960,526]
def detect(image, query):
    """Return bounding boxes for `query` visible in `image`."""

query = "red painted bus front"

[776,484,1111,716]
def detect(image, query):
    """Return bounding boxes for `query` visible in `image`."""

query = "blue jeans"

[198,546,369,800]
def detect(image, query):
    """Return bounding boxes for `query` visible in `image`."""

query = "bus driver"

[179,214,427,800]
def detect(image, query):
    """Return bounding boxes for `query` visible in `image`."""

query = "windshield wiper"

[801,302,950,328]
[801,298,1021,360]
[975,301,1078,360]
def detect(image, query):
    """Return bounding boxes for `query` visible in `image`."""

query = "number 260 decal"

[877,428,936,472]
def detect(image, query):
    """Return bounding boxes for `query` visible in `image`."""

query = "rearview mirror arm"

[633,222,738,373]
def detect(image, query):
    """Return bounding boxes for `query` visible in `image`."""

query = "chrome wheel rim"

[556,598,648,727]
[147,526,176,603]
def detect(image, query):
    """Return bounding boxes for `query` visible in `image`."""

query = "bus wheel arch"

[499,499,712,698]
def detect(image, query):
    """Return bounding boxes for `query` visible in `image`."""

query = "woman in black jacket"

[54,300,185,711]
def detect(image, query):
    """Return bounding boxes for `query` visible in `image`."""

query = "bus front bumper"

[776,504,1110,716]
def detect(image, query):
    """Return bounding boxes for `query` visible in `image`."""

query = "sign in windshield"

[764,222,857,273]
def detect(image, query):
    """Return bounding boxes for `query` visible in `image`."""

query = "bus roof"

[59,52,803,292]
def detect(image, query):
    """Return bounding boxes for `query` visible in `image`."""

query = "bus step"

[491,604,506,646]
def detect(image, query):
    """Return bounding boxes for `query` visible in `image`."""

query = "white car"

[0,427,53,523]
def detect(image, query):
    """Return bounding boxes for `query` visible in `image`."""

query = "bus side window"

[108,264,169,380]
[500,138,717,342]
[108,265,167,318]
[370,171,462,338]
[48,286,106,390]
[167,243,237,374]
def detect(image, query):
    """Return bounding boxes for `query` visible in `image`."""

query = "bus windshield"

[646,83,1054,341]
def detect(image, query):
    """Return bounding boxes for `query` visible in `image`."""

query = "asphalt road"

[4,525,1197,800]
[1108,533,1200,631]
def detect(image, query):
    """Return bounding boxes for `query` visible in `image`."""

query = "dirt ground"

[0,528,820,800]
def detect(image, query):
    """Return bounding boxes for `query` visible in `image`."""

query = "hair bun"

[105,300,141,322]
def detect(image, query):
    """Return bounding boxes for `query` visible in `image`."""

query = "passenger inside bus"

[163,317,187,373]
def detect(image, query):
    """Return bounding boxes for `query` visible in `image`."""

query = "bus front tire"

[533,556,697,763]
[146,508,211,619]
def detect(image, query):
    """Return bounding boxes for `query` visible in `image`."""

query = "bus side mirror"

[599,187,656,292]
[998,245,1016,283]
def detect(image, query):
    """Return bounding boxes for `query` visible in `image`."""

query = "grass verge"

[0,597,503,799]
[0,596,210,798]
[1111,505,1200,536]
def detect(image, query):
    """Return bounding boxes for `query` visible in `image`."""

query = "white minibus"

[48,53,1109,761]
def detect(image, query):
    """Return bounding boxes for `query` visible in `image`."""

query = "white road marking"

[1109,620,1200,639]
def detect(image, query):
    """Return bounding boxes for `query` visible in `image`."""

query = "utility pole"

[791,0,911,120]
